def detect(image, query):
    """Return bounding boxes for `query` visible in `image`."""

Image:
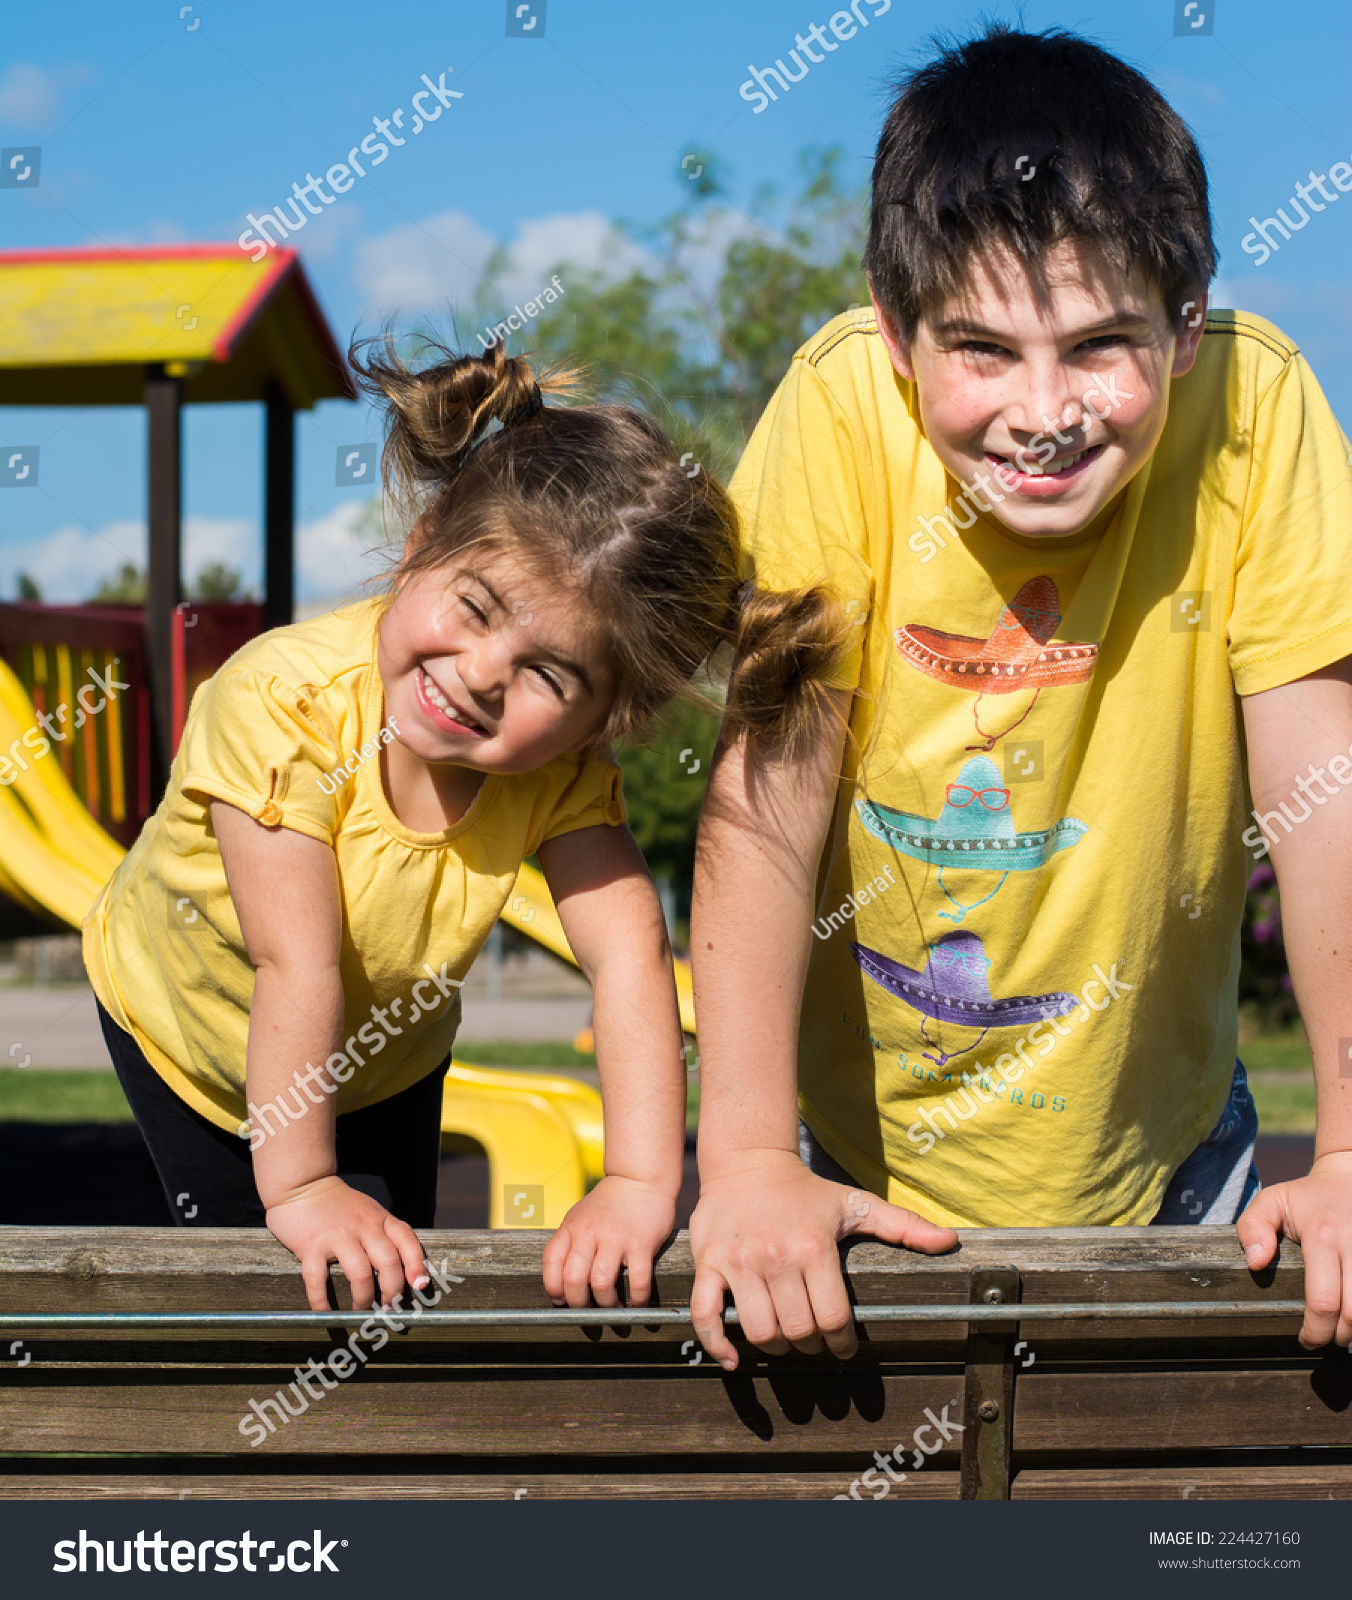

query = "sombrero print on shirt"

[857,754,1087,923]
[896,576,1099,751]
[850,930,1079,1068]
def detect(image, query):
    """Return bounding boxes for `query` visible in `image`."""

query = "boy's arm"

[211,801,429,1312]
[536,821,686,1309]
[1236,661,1352,1349]
[688,692,957,1371]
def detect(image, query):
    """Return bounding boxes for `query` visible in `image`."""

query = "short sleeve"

[729,355,875,691]
[179,668,346,844]
[536,752,627,846]
[1229,350,1352,695]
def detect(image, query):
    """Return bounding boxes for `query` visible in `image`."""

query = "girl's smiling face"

[872,238,1208,538]
[377,545,618,776]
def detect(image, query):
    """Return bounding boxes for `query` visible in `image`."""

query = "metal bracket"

[959,1265,1022,1500]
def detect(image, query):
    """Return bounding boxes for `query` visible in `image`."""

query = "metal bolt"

[982,1287,1004,1304]
[978,1399,1000,1422]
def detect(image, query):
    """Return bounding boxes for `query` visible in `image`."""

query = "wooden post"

[143,364,182,798]
[263,381,295,632]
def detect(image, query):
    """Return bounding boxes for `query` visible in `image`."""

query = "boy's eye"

[1078,334,1127,350]
[957,340,1010,356]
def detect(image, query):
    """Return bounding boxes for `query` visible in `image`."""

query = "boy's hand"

[264,1175,431,1312]
[542,1176,678,1309]
[1236,1151,1352,1349]
[689,1150,959,1370]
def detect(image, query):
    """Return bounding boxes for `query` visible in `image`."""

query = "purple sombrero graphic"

[849,931,1078,1029]
[895,575,1098,693]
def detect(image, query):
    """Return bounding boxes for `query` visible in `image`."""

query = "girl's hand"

[264,1175,431,1312]
[542,1176,678,1309]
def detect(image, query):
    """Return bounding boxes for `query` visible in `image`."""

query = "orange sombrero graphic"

[896,576,1098,750]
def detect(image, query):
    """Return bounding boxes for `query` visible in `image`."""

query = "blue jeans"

[798,1060,1261,1225]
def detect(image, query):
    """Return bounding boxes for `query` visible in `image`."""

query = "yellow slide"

[0,657,693,1225]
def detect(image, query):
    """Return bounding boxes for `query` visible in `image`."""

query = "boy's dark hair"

[866,24,1215,338]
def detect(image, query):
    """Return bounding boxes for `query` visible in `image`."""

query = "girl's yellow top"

[83,598,626,1137]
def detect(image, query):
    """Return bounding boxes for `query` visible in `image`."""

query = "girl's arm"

[536,821,686,1308]
[211,799,430,1312]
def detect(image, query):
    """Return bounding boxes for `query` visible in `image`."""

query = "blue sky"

[2,0,1349,605]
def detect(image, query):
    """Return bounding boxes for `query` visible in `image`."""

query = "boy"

[689,24,1352,1370]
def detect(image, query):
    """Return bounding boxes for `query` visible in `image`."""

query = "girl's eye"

[460,595,488,623]
[532,665,564,696]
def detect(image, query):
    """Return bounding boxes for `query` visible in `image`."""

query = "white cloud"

[297,497,394,606]
[0,61,92,129]
[351,207,650,328]
[351,209,498,321]
[1151,68,1225,109]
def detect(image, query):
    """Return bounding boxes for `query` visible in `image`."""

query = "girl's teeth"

[422,669,479,729]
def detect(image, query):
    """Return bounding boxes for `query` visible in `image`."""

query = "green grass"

[0,1069,134,1123]
[1239,1025,1312,1076]
[1247,1077,1316,1134]
[453,1039,597,1069]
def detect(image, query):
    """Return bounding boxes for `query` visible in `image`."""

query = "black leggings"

[97,998,448,1228]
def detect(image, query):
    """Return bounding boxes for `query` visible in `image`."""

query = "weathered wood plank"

[0,1469,958,1499]
[1014,1368,1352,1451]
[1014,1465,1352,1499]
[0,1369,968,1457]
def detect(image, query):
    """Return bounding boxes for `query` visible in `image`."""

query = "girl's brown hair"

[349,334,856,762]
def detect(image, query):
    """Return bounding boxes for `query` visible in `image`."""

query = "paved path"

[0,985,593,1068]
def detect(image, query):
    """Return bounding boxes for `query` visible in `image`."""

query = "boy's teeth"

[1018,448,1088,477]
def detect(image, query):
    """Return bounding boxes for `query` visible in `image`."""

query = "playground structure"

[0,1224,1344,1499]
[0,244,695,1228]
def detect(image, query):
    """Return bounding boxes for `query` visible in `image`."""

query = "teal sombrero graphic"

[849,930,1078,1067]
[857,755,1087,923]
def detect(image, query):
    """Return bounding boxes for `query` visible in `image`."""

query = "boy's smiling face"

[871,239,1207,538]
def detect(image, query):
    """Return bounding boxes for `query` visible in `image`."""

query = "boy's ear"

[868,276,917,383]
[1172,290,1209,378]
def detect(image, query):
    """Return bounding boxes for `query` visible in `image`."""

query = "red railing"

[0,602,263,849]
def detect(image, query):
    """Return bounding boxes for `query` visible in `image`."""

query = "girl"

[82,336,853,1315]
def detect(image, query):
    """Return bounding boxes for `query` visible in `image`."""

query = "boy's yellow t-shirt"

[731,308,1352,1228]
[83,597,626,1138]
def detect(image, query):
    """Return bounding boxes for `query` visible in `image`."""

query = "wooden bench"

[0,1227,1348,1499]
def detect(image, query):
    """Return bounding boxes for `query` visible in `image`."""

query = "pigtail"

[720,583,860,763]
[347,332,577,518]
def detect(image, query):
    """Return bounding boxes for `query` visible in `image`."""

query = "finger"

[625,1251,654,1309]
[560,1239,597,1310]
[364,1233,409,1310]
[803,1256,860,1363]
[690,1264,738,1370]
[1235,1188,1284,1270]
[1299,1240,1343,1351]
[725,1273,790,1358]
[763,1269,826,1356]
[340,1248,377,1314]
[300,1252,335,1313]
[384,1218,430,1294]
[542,1225,572,1305]
[841,1188,958,1255]
[1338,1250,1352,1351]
[588,1251,625,1311]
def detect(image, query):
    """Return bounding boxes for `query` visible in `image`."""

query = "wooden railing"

[0,1228,1347,1500]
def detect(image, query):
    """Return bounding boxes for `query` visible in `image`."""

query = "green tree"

[15,573,41,601]
[460,145,871,929]
[90,562,145,603]
[189,562,247,601]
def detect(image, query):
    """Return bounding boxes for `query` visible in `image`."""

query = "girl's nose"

[457,636,510,698]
